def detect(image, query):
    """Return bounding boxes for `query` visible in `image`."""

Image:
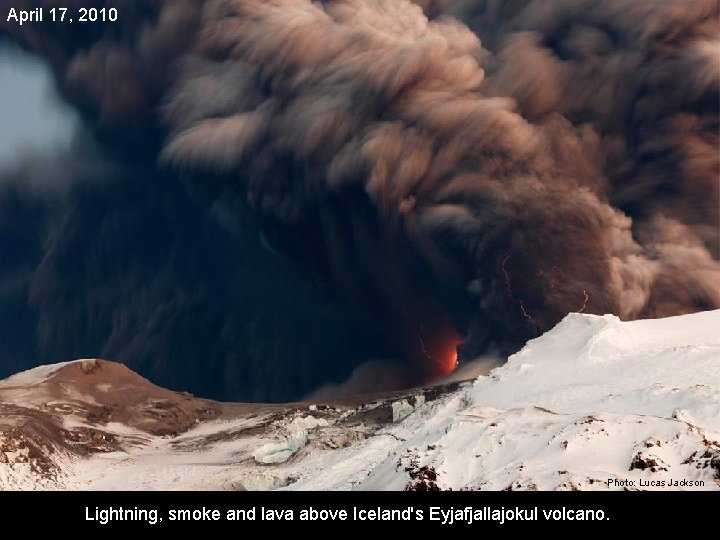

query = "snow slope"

[360,311,720,490]
[1,311,718,490]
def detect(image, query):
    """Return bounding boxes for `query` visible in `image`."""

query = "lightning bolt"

[578,289,589,313]
[501,252,514,297]
[501,252,534,321]
[417,325,436,364]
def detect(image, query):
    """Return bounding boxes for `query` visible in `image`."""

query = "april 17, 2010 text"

[6,7,118,25]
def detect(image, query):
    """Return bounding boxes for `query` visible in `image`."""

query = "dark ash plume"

[1,0,718,397]
[0,134,385,400]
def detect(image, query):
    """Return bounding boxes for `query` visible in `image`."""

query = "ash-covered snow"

[1,311,718,490]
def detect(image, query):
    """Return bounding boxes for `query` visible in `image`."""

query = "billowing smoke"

[1,0,718,399]
[0,126,386,400]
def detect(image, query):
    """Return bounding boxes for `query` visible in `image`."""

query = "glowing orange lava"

[439,335,461,375]
[417,323,462,378]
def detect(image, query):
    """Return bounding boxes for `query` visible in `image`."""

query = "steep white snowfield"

[358,311,720,490]
[1,311,718,490]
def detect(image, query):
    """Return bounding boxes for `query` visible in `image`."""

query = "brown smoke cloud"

[3,0,718,379]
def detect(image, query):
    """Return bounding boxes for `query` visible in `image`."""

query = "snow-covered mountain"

[1,311,718,490]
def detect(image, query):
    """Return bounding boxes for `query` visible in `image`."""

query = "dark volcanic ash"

[0,0,718,398]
